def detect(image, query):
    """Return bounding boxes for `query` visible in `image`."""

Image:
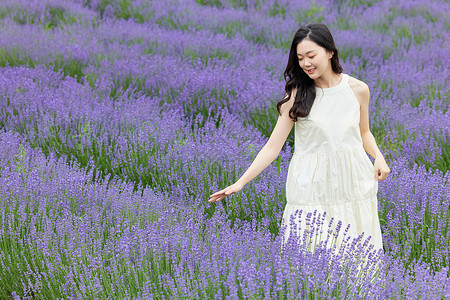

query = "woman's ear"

[329,51,334,59]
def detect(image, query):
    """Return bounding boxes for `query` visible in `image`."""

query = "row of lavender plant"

[0,132,448,299]
[0,19,447,268]
[1,60,448,277]
[0,1,447,172]
[0,64,448,296]
[75,0,449,171]
[0,0,449,298]
[0,63,287,231]
[1,0,448,258]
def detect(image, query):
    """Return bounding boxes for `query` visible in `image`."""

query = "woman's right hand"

[208,182,244,203]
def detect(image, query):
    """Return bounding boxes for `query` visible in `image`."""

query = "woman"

[209,23,390,252]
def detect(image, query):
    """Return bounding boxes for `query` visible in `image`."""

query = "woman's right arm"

[209,88,297,202]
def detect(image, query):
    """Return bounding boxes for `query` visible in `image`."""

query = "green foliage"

[112,76,145,97]
[93,0,114,19]
[275,37,293,50]
[26,119,193,198]
[338,46,363,63]
[182,87,235,131]
[0,48,86,83]
[371,123,413,162]
[0,173,169,299]
[85,72,98,90]
[337,0,380,8]
[51,53,86,83]
[368,7,433,47]
[295,3,324,24]
[381,45,395,61]
[13,144,28,180]
[200,154,286,236]
[431,142,450,174]
[228,0,251,9]
[247,30,271,45]
[409,83,448,112]
[0,4,79,30]
[142,41,162,56]
[413,132,450,174]
[215,20,245,38]
[242,97,295,151]
[216,18,291,47]
[268,0,286,19]
[155,11,202,32]
[0,47,35,68]
[115,0,133,20]
[374,77,394,94]
[183,47,232,64]
[195,0,223,8]
[370,20,390,35]
[0,9,7,20]
[336,16,357,30]
[0,179,290,299]
[380,188,450,275]
[395,25,411,40]
[10,8,37,25]
[41,6,79,30]
[89,0,148,23]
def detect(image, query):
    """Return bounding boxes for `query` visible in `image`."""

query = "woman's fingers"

[208,197,218,202]
[208,194,226,202]
[209,187,236,202]
[208,183,244,203]
[210,189,227,198]
[375,168,390,181]
[208,195,218,202]
[209,191,226,202]
[209,189,226,197]
[210,186,234,197]
[374,168,380,181]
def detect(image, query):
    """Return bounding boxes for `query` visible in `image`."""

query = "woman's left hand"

[374,156,390,181]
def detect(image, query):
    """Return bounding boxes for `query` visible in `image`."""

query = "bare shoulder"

[280,87,297,115]
[348,76,370,105]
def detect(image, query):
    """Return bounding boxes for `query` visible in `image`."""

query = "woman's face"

[296,39,333,79]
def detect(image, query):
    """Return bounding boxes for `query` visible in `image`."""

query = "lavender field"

[0,0,449,299]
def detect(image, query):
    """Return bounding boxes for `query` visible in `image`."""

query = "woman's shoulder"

[346,74,370,106]
[347,74,369,92]
[347,74,370,101]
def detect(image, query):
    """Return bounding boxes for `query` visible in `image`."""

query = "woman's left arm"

[354,81,391,181]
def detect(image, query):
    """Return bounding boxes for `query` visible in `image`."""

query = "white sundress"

[280,73,383,253]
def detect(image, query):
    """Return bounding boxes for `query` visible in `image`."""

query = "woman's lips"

[307,68,316,74]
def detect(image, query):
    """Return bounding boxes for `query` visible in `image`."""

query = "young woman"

[208,23,390,252]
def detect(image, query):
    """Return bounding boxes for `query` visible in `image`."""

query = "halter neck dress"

[280,73,383,252]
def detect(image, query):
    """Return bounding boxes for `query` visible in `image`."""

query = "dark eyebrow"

[297,50,317,56]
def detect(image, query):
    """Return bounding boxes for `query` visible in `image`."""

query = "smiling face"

[296,38,333,79]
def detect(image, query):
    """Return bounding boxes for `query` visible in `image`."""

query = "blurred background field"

[0,0,448,298]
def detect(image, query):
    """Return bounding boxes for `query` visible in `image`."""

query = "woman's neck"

[314,71,343,89]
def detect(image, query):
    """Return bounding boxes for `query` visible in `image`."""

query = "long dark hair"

[277,23,343,122]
